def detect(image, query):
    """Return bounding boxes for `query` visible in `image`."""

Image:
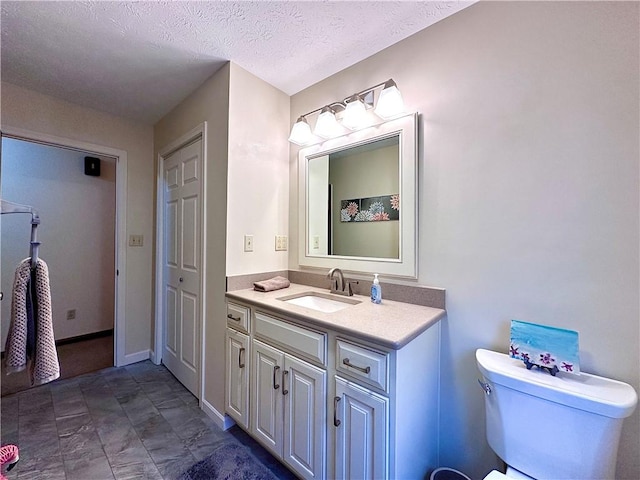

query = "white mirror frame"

[298,112,418,279]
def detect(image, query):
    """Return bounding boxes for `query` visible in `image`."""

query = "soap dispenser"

[371,274,382,304]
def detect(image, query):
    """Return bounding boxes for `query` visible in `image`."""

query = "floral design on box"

[509,320,580,375]
[340,194,399,222]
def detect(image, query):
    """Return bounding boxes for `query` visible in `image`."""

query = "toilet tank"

[476,349,637,480]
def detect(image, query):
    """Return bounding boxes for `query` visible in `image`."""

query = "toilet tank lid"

[476,349,638,418]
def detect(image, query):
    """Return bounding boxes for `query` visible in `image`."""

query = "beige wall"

[226,63,290,276]
[290,2,639,478]
[153,63,230,417]
[1,81,154,359]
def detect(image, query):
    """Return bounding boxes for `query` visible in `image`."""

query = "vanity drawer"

[255,312,326,365]
[227,302,249,333]
[336,339,388,391]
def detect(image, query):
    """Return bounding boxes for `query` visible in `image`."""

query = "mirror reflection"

[298,112,417,278]
[307,136,400,259]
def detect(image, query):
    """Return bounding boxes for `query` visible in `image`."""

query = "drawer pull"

[333,396,341,427]
[343,357,371,374]
[227,313,241,321]
[282,370,289,396]
[238,347,245,369]
[273,365,280,390]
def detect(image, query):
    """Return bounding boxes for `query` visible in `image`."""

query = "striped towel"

[5,258,60,385]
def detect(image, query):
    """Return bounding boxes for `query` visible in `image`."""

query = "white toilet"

[476,348,637,480]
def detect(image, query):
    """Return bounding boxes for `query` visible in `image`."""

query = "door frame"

[154,122,207,400]
[0,125,128,366]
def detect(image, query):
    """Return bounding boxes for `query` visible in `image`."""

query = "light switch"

[244,235,254,252]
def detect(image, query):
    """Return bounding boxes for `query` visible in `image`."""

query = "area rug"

[177,441,279,480]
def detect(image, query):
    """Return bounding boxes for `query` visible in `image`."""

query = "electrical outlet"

[244,235,254,252]
[313,236,320,249]
[129,234,143,247]
[275,235,288,251]
[66,309,76,321]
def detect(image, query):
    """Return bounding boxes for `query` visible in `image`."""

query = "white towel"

[5,258,60,385]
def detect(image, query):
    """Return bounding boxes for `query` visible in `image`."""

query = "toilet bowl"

[476,348,637,480]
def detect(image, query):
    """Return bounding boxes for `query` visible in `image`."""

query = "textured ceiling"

[1,1,473,124]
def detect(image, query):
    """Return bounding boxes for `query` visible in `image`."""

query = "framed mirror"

[298,112,418,278]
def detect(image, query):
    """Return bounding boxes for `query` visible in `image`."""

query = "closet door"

[162,138,202,397]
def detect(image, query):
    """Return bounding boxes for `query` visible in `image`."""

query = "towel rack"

[0,199,41,268]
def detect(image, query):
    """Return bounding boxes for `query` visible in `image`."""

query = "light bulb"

[374,79,404,119]
[288,116,312,145]
[342,95,367,130]
[314,106,343,139]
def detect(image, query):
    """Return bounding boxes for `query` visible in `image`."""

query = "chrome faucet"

[327,268,353,296]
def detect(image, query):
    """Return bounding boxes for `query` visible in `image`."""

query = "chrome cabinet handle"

[333,396,341,427]
[227,313,241,321]
[282,370,289,395]
[343,358,371,374]
[273,365,280,390]
[238,347,245,369]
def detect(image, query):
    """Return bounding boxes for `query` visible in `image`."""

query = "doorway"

[0,127,127,379]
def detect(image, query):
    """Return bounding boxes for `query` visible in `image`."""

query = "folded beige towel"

[254,276,291,292]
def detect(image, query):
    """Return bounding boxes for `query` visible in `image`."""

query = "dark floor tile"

[134,413,177,451]
[14,454,66,480]
[17,387,52,415]
[94,416,137,446]
[63,447,115,480]
[111,458,163,480]
[52,393,88,417]
[119,390,160,426]
[185,429,230,461]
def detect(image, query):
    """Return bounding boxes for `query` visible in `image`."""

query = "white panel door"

[283,355,326,480]
[334,376,389,480]
[226,328,249,429]
[252,339,284,457]
[162,138,202,396]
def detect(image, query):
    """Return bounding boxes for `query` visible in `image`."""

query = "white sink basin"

[278,292,360,313]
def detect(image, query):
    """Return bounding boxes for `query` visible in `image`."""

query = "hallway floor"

[0,361,295,479]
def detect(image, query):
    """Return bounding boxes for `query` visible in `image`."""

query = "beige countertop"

[226,283,445,350]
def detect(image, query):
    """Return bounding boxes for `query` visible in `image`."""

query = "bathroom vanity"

[225,283,444,480]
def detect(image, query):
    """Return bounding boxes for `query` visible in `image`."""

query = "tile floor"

[0,361,296,479]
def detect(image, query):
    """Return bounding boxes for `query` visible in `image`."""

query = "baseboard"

[201,398,236,431]
[121,349,150,366]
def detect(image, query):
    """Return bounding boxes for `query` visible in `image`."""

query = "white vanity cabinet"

[225,288,442,480]
[225,303,250,429]
[331,329,440,480]
[334,375,389,479]
[251,312,327,480]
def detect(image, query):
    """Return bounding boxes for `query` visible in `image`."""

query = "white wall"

[226,63,290,276]
[1,138,115,344]
[1,82,155,359]
[290,2,639,479]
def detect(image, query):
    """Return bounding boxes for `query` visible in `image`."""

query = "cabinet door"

[283,355,327,480]
[252,339,284,457]
[334,376,389,480]
[225,328,249,429]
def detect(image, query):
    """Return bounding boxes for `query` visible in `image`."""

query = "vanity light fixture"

[288,116,313,146]
[288,78,405,145]
[314,105,343,139]
[342,94,368,131]
[374,79,404,119]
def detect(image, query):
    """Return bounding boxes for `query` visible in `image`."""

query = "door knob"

[179,277,184,282]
